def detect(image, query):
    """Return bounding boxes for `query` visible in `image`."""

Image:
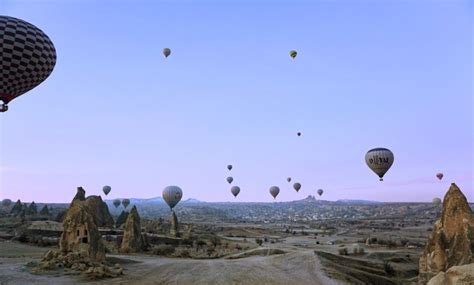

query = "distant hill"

[335,199,383,205]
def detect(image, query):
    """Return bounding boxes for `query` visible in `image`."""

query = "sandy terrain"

[0,240,342,285]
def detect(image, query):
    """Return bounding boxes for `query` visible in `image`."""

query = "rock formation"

[120,206,148,253]
[170,210,179,237]
[10,199,23,216]
[39,205,50,216]
[33,187,122,279]
[60,193,105,262]
[115,210,129,228]
[427,263,474,285]
[419,183,474,284]
[26,201,38,216]
[85,195,114,227]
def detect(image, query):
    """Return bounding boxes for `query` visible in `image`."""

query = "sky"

[0,0,472,203]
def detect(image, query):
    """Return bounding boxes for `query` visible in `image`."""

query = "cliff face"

[419,183,474,284]
[85,195,114,227]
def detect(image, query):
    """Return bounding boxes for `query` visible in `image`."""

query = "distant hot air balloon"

[269,186,280,199]
[289,50,297,59]
[227,165,233,171]
[231,186,240,197]
[1,199,12,207]
[113,199,121,208]
[163,48,171,58]
[293,183,301,192]
[436,173,443,180]
[287,177,292,183]
[297,132,301,137]
[365,148,394,181]
[122,199,130,209]
[432,197,442,206]
[0,16,57,112]
[163,186,183,210]
[317,189,324,196]
[226,176,234,184]
[102,185,111,196]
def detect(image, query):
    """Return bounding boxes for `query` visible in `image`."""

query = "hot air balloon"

[227,165,233,171]
[163,186,183,210]
[226,176,234,184]
[287,177,292,183]
[102,185,111,196]
[269,186,280,199]
[0,16,57,112]
[297,132,301,137]
[113,199,121,208]
[122,199,130,209]
[163,48,171,58]
[365,148,394,181]
[293,182,301,192]
[436,173,443,180]
[289,50,297,59]
[432,197,442,206]
[317,189,324,196]
[1,199,12,207]
[231,186,240,197]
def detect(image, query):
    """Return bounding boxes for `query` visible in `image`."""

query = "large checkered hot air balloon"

[0,16,56,112]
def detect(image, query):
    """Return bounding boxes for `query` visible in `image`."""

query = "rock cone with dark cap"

[419,183,474,284]
[39,205,50,216]
[120,206,148,253]
[26,201,38,216]
[10,199,23,216]
[116,210,129,228]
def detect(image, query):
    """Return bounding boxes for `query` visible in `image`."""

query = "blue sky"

[0,0,472,203]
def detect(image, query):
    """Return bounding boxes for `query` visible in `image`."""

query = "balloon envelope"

[317,189,324,196]
[287,177,291,183]
[0,16,56,106]
[102,185,111,195]
[432,197,442,206]
[365,148,394,181]
[293,183,301,192]
[297,132,301,137]
[163,186,183,210]
[113,199,121,208]
[227,165,232,171]
[226,176,234,184]
[163,48,171,58]
[269,186,280,199]
[289,50,297,59]
[122,199,130,209]
[436,173,443,180]
[1,199,12,207]
[231,186,240,197]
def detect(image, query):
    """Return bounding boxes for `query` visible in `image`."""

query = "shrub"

[175,248,190,258]
[210,236,221,247]
[338,248,348,255]
[255,238,263,246]
[152,244,175,256]
[383,261,395,276]
[263,237,268,243]
[353,247,365,255]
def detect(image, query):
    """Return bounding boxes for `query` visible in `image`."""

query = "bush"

[338,248,348,255]
[353,247,365,255]
[263,237,268,243]
[316,241,320,245]
[152,244,175,256]
[210,236,221,247]
[255,238,263,246]
[383,261,395,276]
[175,248,190,258]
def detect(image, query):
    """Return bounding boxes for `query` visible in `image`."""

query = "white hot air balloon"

[365,148,394,181]
[269,186,280,199]
[162,186,183,210]
[231,186,240,197]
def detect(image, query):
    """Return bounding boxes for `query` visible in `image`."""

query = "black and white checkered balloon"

[0,16,56,105]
